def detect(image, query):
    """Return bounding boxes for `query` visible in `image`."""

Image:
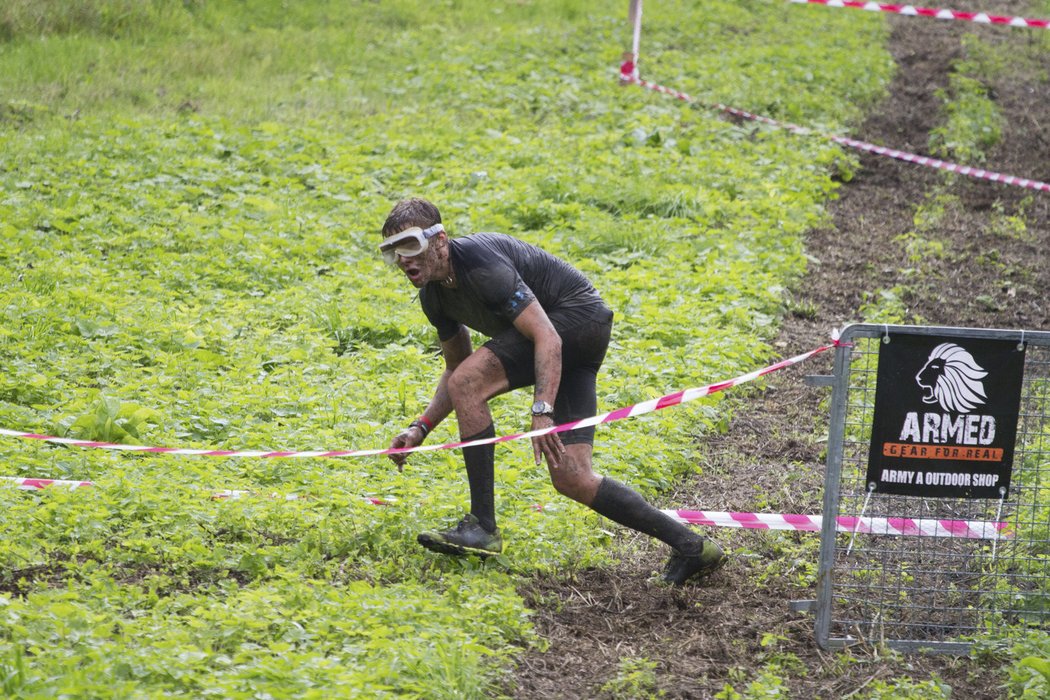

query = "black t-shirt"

[420,233,603,341]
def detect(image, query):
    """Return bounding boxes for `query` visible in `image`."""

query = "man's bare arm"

[387,325,472,468]
[512,301,565,468]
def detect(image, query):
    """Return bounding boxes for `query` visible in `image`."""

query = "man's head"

[380,198,449,288]
[382,198,441,237]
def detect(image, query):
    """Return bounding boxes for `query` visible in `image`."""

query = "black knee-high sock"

[462,424,497,533]
[590,477,703,554]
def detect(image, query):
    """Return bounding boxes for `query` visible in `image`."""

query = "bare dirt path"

[509,6,1048,698]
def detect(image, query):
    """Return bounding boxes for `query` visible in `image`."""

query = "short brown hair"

[382,198,441,236]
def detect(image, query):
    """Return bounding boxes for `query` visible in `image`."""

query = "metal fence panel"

[815,324,1050,653]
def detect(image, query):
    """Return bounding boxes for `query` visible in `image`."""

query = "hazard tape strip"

[789,0,1050,29]
[1,478,1008,540]
[1,476,94,490]
[620,68,1050,193]
[668,509,1010,540]
[0,343,835,458]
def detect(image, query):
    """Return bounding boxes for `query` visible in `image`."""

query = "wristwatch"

[531,400,555,417]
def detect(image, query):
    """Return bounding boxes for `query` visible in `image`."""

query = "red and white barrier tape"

[669,509,1010,539]
[830,134,1050,188]
[2,478,1008,540]
[790,0,1050,29]
[1,476,94,490]
[620,67,1050,193]
[0,343,835,458]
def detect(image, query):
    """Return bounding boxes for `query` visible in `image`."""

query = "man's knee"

[548,449,600,504]
[447,351,507,407]
[551,475,587,503]
[446,367,479,406]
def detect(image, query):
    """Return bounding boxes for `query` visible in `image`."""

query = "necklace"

[441,266,456,288]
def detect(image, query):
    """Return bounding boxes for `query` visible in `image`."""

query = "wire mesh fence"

[816,325,1050,653]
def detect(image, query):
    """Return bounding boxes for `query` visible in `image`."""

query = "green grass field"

[11,0,1032,696]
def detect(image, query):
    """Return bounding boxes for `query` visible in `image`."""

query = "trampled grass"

[0,1,894,695]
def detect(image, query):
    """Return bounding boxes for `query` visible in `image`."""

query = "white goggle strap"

[421,223,444,239]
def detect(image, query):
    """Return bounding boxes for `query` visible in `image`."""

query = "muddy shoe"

[417,514,503,558]
[662,539,726,586]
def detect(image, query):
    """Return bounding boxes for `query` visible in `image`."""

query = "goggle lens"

[379,224,444,264]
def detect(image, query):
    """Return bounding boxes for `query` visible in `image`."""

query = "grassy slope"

[0,1,892,696]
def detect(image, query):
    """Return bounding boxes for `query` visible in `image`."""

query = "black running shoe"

[662,539,726,586]
[417,514,503,558]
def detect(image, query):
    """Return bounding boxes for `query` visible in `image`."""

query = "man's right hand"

[388,425,425,472]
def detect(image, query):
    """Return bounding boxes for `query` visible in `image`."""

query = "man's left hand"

[531,415,565,469]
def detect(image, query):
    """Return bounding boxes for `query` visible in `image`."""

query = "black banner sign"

[866,333,1026,498]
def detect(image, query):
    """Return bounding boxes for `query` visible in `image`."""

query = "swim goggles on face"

[379,224,445,264]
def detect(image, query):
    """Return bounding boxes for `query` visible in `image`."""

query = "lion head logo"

[915,343,988,413]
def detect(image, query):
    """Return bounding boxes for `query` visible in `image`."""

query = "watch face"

[532,401,553,415]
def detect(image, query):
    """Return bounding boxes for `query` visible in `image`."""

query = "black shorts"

[483,303,614,445]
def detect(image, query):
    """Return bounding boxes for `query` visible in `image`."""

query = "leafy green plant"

[600,656,664,700]
[0,645,28,696]
[988,199,1032,241]
[928,74,1001,163]
[1005,629,1050,697]
[928,35,1004,164]
[58,394,162,443]
[859,286,920,325]
[715,667,789,700]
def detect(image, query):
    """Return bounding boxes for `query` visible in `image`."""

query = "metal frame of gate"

[814,324,1050,653]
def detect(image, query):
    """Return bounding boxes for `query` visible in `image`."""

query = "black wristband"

[408,420,430,437]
